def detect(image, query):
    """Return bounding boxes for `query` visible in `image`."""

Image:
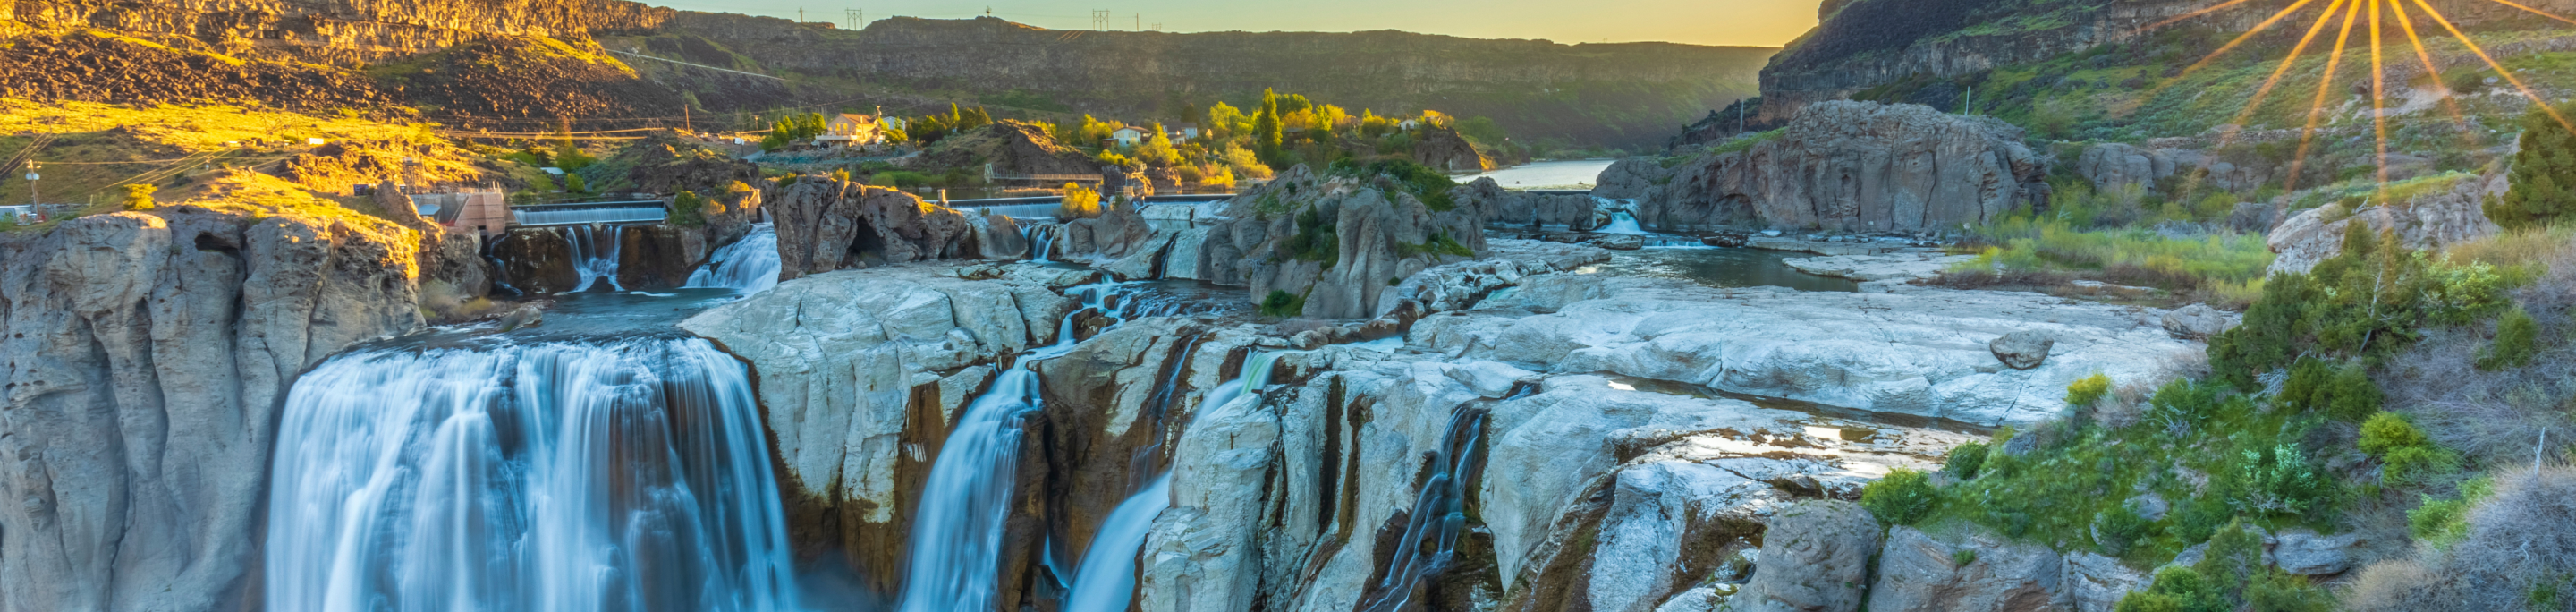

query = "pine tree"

[2492,102,2576,228]
[1255,89,1284,156]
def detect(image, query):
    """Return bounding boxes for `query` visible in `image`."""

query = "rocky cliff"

[1,0,673,64]
[1753,0,2565,124]
[1596,101,2048,232]
[660,15,1773,149]
[0,205,437,612]
[914,121,1108,179]
[766,176,1022,281]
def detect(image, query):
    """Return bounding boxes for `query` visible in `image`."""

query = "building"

[411,191,513,238]
[818,114,883,146]
[1168,123,1200,140]
[0,204,38,224]
[1110,125,1148,147]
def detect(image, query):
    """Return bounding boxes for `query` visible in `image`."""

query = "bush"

[2358,412,2430,456]
[2225,444,2330,518]
[123,183,157,210]
[2093,505,2150,555]
[669,191,707,227]
[2067,372,2113,407]
[1860,468,1941,525]
[2380,446,2461,487]
[1062,183,1103,219]
[1944,441,1989,480]
[1258,290,1303,318]
[2476,305,2540,370]
[2490,100,2576,229]
[2208,226,2517,390]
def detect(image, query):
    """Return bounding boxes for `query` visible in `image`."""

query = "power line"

[1092,10,1110,30]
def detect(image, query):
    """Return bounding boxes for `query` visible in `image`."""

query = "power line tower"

[1091,10,1110,30]
[845,8,862,30]
[1150,22,1162,30]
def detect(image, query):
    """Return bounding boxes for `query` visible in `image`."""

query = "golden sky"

[646,0,1824,47]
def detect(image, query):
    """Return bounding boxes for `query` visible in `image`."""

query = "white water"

[1030,225,1056,264]
[515,205,668,225]
[1597,211,1648,235]
[684,223,782,293]
[1063,351,1290,612]
[564,224,629,293]
[264,337,800,612]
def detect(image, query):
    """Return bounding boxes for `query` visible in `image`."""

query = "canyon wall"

[1595,101,2047,232]
[1,0,672,64]
[0,206,440,612]
[660,15,1774,148]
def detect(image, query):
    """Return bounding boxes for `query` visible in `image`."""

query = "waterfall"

[1356,384,1530,612]
[1063,351,1290,612]
[1030,225,1057,264]
[685,223,782,293]
[264,337,800,612]
[893,305,1088,612]
[564,223,630,293]
[1597,211,1648,235]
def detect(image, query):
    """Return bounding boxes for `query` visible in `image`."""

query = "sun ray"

[2411,0,2576,134]
[2174,0,2351,195]
[2286,0,2364,191]
[2143,0,2326,99]
[2371,0,2390,193]
[2475,0,2576,27]
[2139,0,2262,33]
[2389,0,2477,142]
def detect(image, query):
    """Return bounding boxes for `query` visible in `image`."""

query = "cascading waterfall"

[1597,211,1647,235]
[1030,225,1057,264]
[1064,351,1292,612]
[1356,384,1530,612]
[564,223,630,293]
[264,337,800,612]
[684,223,783,293]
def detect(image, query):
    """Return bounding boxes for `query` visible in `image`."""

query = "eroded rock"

[1733,500,1882,612]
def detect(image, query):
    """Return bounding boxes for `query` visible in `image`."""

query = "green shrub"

[2093,505,2151,555]
[1258,290,1304,319]
[2358,412,2429,456]
[2208,226,2516,390]
[1951,548,1979,566]
[2477,305,2541,370]
[1860,468,1941,525]
[1944,441,1989,480]
[2277,359,2379,421]
[2408,475,2496,548]
[669,191,708,227]
[2491,100,2576,229]
[2225,444,2330,518]
[2117,566,2220,612]
[2067,372,2113,408]
[2381,446,2461,487]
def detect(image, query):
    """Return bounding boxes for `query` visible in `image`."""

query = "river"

[1457,158,1616,189]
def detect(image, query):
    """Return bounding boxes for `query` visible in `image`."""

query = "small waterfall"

[1063,351,1290,612]
[1597,211,1648,235]
[564,223,630,293]
[685,223,783,293]
[265,337,800,612]
[1356,384,1530,612]
[1030,225,1057,264]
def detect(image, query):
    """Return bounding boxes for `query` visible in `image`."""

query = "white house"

[1168,123,1200,140]
[1110,125,1148,147]
[1396,118,1420,130]
[818,114,883,146]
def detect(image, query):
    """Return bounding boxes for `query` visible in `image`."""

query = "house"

[818,114,882,146]
[1396,118,1420,130]
[1110,125,1148,147]
[1168,123,1200,140]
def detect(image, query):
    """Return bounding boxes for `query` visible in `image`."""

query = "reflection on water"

[1459,159,1615,189]
[1585,247,1859,293]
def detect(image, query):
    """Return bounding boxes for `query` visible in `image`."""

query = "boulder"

[1866,526,2063,612]
[490,226,579,293]
[1194,166,1493,319]
[1,207,427,612]
[1413,125,1492,173]
[2266,173,2504,274]
[2058,552,2148,612]
[2158,303,2234,340]
[2270,529,2361,577]
[615,223,712,290]
[1989,330,2054,370]
[1733,500,1882,612]
[1595,234,1645,250]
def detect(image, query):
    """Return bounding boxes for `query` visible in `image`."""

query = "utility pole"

[799,7,806,22]
[1134,13,1140,31]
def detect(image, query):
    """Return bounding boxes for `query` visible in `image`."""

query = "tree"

[1207,102,1246,140]
[1255,89,1284,155]
[2477,305,2541,370]
[1062,183,1103,218]
[2491,101,2576,228]
[670,191,708,226]
[123,183,157,210]
[1135,123,1181,166]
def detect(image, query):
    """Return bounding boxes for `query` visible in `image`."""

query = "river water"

[1458,159,1615,189]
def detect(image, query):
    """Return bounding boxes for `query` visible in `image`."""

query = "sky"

[642,0,1824,47]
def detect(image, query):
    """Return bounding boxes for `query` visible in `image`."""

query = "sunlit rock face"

[0,208,429,612]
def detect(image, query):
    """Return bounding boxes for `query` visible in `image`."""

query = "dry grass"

[2380,242,2576,467]
[2445,224,2576,269]
[2343,466,2576,612]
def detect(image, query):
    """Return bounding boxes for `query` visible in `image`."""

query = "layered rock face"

[0,207,429,612]
[2075,142,2272,195]
[1412,126,1492,173]
[2266,173,2504,274]
[1454,176,1602,229]
[767,176,1021,281]
[677,263,1089,593]
[1596,101,2047,233]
